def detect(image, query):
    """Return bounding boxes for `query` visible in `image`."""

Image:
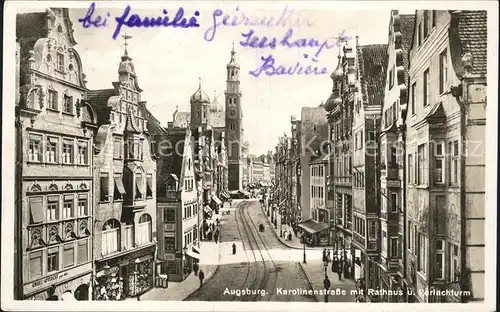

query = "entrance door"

[74,284,89,300]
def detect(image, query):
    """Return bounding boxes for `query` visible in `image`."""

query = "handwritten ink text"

[204,5,314,42]
[249,53,328,78]
[113,6,200,39]
[78,2,110,28]
[240,28,351,60]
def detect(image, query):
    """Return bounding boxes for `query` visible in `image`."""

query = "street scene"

[4,2,494,309]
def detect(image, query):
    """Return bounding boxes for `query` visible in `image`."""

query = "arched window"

[101,219,120,255]
[137,214,152,245]
[124,221,135,250]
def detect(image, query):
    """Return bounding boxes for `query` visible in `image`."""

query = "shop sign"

[24,263,92,295]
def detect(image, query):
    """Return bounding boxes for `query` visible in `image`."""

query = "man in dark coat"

[198,269,205,287]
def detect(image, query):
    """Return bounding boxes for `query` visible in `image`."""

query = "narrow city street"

[184,199,356,302]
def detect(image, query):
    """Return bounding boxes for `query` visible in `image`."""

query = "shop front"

[94,244,155,300]
[23,262,92,301]
[297,219,330,247]
[211,195,222,213]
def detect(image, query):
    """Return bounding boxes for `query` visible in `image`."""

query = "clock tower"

[225,44,243,191]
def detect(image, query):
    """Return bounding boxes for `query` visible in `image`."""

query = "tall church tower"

[225,44,243,191]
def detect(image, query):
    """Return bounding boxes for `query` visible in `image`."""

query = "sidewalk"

[299,259,357,303]
[260,204,323,250]
[138,240,221,301]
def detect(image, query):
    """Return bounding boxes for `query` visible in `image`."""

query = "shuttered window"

[63,243,74,268]
[77,239,88,264]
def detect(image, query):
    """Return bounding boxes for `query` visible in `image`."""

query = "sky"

[20,3,409,155]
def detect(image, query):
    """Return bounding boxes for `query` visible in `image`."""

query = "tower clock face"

[229,108,237,117]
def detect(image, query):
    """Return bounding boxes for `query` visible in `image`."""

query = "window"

[113,137,123,159]
[194,227,198,241]
[410,82,416,115]
[48,90,58,110]
[418,23,422,46]
[391,237,399,258]
[418,233,428,274]
[435,240,444,279]
[100,173,110,201]
[165,237,175,251]
[368,221,377,239]
[57,52,65,71]
[63,243,74,268]
[146,174,153,198]
[450,141,459,185]
[62,140,74,164]
[389,67,394,89]
[434,142,445,184]
[439,49,448,94]
[114,173,126,200]
[77,141,88,165]
[28,134,42,162]
[408,154,414,184]
[137,214,152,245]
[102,219,120,255]
[47,248,59,273]
[408,221,414,252]
[449,243,459,281]
[423,68,430,106]
[390,147,397,167]
[63,195,73,219]
[134,173,144,199]
[391,192,398,212]
[78,195,88,216]
[77,239,89,264]
[432,10,436,27]
[424,11,429,38]
[47,196,59,221]
[417,144,426,185]
[63,95,73,114]
[46,137,58,163]
[124,222,135,250]
[230,123,236,131]
[382,231,387,254]
[29,251,42,281]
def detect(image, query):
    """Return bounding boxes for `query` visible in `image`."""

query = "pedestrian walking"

[232,243,237,255]
[198,269,205,287]
[326,249,331,261]
[337,263,342,280]
[214,233,219,244]
[216,218,220,226]
[323,275,331,302]
[193,262,199,276]
[322,249,327,262]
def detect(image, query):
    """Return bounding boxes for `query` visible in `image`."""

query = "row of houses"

[272,10,486,303]
[14,8,234,301]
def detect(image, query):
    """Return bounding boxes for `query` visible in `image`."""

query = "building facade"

[377,10,414,302]
[89,47,157,300]
[15,8,97,300]
[404,10,486,303]
[154,127,200,282]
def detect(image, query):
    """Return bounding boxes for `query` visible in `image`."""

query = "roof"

[87,89,115,107]
[449,10,487,77]
[173,111,191,128]
[358,44,388,107]
[399,14,416,83]
[298,219,329,234]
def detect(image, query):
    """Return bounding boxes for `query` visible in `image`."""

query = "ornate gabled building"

[405,10,486,303]
[88,42,157,300]
[324,44,355,277]
[15,8,97,300]
[378,10,414,302]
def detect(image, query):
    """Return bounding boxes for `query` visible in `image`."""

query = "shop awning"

[204,206,212,214]
[60,292,76,301]
[212,195,222,205]
[220,192,230,199]
[192,246,200,254]
[29,198,44,223]
[298,219,329,234]
[114,176,126,195]
[186,250,200,259]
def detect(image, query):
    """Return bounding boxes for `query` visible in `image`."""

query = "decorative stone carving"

[79,219,90,237]
[79,182,88,190]
[30,227,45,248]
[48,225,60,244]
[29,182,42,192]
[64,222,75,240]
[48,182,58,191]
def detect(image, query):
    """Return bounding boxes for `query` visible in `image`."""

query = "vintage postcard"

[1,1,498,311]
